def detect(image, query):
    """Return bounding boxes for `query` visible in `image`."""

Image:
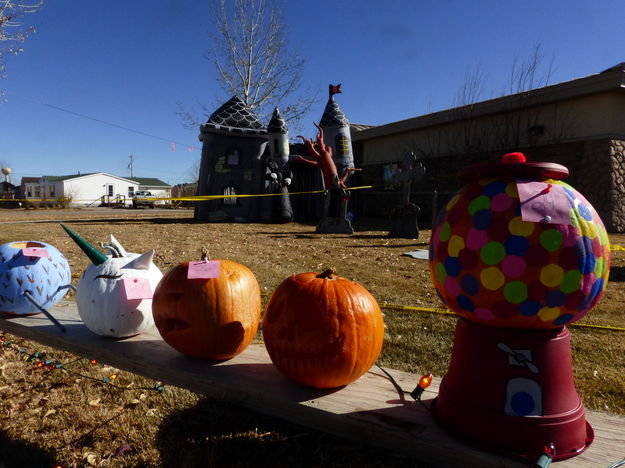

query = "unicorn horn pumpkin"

[60,223,108,265]
[62,224,163,338]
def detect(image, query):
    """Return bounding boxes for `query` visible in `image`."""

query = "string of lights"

[0,334,165,393]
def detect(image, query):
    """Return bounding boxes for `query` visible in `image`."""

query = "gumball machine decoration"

[429,153,610,461]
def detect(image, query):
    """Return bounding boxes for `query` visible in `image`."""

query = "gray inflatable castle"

[194,86,354,225]
[194,96,292,222]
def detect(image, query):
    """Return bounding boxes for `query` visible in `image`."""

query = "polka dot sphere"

[429,178,611,329]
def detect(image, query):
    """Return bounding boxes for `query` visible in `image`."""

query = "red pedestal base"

[432,318,593,461]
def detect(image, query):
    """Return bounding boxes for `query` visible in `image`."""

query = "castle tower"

[267,108,290,166]
[319,84,354,181]
[195,96,268,222]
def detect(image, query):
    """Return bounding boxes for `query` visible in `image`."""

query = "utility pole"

[128,155,135,178]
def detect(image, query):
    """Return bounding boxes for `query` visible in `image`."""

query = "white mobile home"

[36,173,140,207]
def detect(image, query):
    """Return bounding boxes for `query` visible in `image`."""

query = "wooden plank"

[2,302,624,467]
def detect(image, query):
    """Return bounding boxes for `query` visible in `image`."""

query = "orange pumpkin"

[262,269,384,388]
[152,259,261,360]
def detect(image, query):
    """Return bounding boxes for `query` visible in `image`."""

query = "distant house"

[0,181,16,199]
[20,173,171,207]
[128,177,172,202]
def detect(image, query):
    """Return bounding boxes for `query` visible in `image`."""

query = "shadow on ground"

[155,397,424,468]
[0,430,56,468]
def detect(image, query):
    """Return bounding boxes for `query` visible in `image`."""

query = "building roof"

[130,177,170,188]
[320,96,349,128]
[352,63,625,143]
[350,123,375,132]
[267,108,288,134]
[205,95,266,132]
[20,177,40,184]
[42,173,96,181]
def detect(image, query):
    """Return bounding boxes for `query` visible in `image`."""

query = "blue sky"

[1,0,625,186]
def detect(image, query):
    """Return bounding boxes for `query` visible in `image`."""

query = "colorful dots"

[468,196,491,215]
[540,229,563,252]
[446,193,460,210]
[594,257,606,278]
[553,313,574,326]
[474,308,495,322]
[504,236,529,256]
[538,307,560,322]
[473,209,493,229]
[444,257,461,277]
[435,263,447,283]
[480,242,506,265]
[429,177,610,330]
[481,267,505,290]
[503,281,528,304]
[508,216,534,236]
[546,290,566,307]
[505,182,519,198]
[540,264,564,287]
[501,255,526,278]
[439,222,451,242]
[444,276,461,296]
[519,300,541,316]
[578,203,593,221]
[491,192,513,211]
[579,254,596,275]
[460,274,479,296]
[466,227,488,250]
[478,177,496,186]
[457,295,475,312]
[448,235,465,257]
[560,270,582,293]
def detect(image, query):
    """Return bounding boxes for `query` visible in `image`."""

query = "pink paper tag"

[517,180,572,225]
[22,247,49,257]
[122,277,153,300]
[187,260,221,279]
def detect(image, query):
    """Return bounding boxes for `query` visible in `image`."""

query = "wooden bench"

[2,301,624,467]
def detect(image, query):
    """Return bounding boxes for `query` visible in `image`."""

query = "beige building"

[352,63,625,232]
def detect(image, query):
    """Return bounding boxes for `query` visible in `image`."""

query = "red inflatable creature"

[297,123,359,189]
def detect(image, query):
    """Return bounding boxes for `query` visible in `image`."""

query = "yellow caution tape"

[262,295,625,331]
[2,186,375,203]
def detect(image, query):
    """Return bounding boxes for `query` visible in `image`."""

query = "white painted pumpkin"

[62,224,163,338]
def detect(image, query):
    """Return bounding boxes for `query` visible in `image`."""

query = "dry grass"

[0,207,624,467]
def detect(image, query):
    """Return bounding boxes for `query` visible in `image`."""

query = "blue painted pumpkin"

[0,241,72,315]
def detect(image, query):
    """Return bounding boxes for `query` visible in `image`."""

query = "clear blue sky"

[1,0,625,186]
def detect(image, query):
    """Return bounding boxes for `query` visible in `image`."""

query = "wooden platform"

[2,302,624,467]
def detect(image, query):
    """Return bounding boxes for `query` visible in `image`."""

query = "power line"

[11,94,198,148]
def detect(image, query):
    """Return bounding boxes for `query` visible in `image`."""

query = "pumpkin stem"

[200,246,209,261]
[316,268,336,279]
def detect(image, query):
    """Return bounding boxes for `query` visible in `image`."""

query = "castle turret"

[267,108,290,167]
[319,84,354,176]
[195,95,268,222]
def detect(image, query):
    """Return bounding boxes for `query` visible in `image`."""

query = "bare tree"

[0,0,43,84]
[179,0,315,131]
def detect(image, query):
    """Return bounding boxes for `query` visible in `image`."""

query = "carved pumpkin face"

[0,241,71,315]
[62,224,163,338]
[262,270,385,389]
[152,259,261,360]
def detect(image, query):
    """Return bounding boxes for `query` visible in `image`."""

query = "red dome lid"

[458,152,569,182]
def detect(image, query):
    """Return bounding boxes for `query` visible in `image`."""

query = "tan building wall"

[352,65,625,232]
